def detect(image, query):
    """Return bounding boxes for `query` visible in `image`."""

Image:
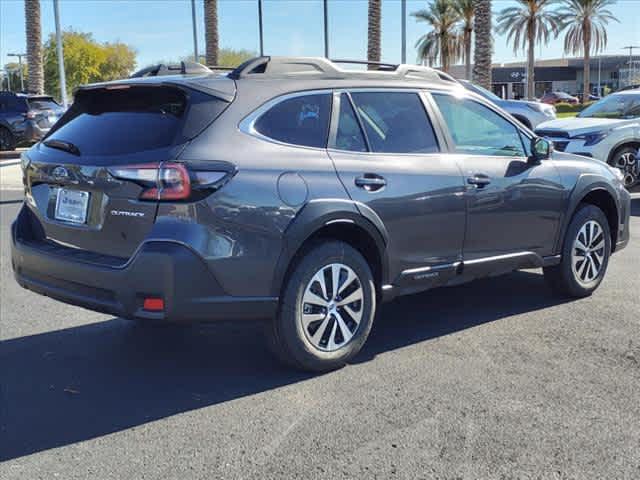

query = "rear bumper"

[11,208,277,323]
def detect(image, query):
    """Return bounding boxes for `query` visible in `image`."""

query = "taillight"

[108,162,232,201]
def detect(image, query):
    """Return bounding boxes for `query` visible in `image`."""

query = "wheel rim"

[571,220,606,286]
[613,151,638,188]
[300,263,364,352]
[0,129,10,149]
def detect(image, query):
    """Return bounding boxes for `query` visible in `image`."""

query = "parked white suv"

[536,90,640,188]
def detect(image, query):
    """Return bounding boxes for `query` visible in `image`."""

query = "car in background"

[459,79,556,129]
[540,91,580,105]
[535,89,640,188]
[0,92,65,151]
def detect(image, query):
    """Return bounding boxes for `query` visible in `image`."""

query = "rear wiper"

[43,139,81,156]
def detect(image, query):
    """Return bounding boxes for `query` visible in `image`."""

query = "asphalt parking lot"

[0,153,639,479]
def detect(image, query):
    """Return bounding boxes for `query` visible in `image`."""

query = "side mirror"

[531,137,552,163]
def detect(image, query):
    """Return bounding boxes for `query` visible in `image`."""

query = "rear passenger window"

[349,92,439,154]
[255,94,331,148]
[334,93,367,152]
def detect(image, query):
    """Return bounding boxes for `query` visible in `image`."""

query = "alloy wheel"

[571,220,606,286]
[0,128,11,150]
[613,151,638,188]
[300,263,363,352]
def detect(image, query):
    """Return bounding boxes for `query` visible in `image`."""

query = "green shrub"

[554,102,590,114]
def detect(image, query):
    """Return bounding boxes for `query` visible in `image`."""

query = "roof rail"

[130,61,212,78]
[227,56,457,84]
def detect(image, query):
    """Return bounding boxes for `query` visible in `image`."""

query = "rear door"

[328,90,466,292]
[22,84,231,259]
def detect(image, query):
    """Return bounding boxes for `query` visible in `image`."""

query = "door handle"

[467,173,491,188]
[355,174,386,192]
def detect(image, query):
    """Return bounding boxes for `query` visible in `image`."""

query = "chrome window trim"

[238,89,335,152]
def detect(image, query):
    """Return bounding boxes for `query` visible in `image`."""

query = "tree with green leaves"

[473,0,492,89]
[496,0,564,100]
[43,31,136,99]
[557,0,618,102]
[412,0,461,72]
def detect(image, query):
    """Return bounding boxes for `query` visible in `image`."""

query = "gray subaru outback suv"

[11,57,631,371]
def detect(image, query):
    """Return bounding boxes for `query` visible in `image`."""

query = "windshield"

[578,94,640,119]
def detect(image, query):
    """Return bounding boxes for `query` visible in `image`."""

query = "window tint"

[433,93,526,157]
[349,92,439,154]
[254,94,331,148]
[334,93,367,152]
[28,97,60,111]
[46,86,192,156]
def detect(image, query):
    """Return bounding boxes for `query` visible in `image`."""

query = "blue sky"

[2,0,640,70]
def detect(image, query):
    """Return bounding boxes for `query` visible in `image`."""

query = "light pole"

[7,53,26,91]
[53,0,67,108]
[191,0,199,62]
[323,0,329,58]
[401,0,406,64]
[258,0,264,56]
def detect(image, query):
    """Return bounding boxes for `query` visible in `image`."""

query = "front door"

[328,90,467,293]
[430,92,565,273]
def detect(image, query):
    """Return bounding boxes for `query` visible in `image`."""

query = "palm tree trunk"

[24,0,44,94]
[472,0,492,89]
[367,0,381,69]
[204,0,219,66]
[583,21,591,104]
[527,21,535,100]
[464,28,472,80]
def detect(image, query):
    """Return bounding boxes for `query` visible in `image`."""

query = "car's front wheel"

[267,241,376,372]
[609,145,638,189]
[0,126,16,151]
[544,204,611,297]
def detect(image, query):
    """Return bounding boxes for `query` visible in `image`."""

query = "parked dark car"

[540,91,580,105]
[0,91,65,150]
[11,57,631,372]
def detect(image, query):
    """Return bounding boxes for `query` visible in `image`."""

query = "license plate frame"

[55,188,90,224]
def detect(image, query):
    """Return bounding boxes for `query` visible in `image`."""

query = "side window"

[432,93,526,157]
[349,92,439,154]
[254,93,331,148]
[334,93,367,152]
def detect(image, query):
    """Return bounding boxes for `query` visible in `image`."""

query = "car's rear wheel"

[544,204,611,297]
[609,145,638,189]
[267,241,376,372]
[0,126,16,151]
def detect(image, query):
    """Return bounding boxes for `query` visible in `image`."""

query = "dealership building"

[450,55,640,99]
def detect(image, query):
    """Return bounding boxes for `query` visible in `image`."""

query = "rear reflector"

[143,297,165,311]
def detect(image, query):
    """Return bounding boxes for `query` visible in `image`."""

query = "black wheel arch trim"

[555,177,622,254]
[270,199,389,297]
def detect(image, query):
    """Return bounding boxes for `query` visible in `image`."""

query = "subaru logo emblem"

[52,166,69,179]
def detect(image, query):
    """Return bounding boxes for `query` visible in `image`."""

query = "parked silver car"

[459,79,556,129]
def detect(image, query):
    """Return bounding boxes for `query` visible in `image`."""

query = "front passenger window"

[432,93,526,157]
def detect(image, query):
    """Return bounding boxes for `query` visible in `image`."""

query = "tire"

[0,126,16,151]
[544,204,611,298]
[267,241,376,372]
[608,145,639,189]
[513,115,532,130]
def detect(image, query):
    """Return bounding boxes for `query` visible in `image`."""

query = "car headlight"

[571,130,609,146]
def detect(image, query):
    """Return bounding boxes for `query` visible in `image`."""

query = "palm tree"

[454,0,474,80]
[204,0,219,66]
[24,0,44,94]
[367,0,382,68]
[496,0,564,100]
[412,0,461,73]
[472,0,492,89]
[557,0,618,102]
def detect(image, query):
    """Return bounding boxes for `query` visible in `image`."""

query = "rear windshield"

[46,86,228,156]
[28,97,60,110]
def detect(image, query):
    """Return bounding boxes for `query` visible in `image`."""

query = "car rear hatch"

[21,80,234,260]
